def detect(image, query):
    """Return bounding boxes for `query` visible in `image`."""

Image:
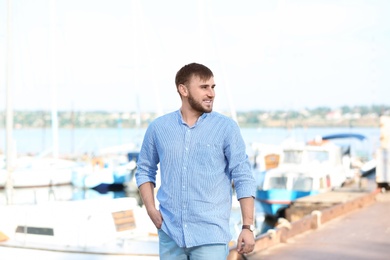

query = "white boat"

[256,139,350,217]
[0,197,159,259]
[0,156,78,189]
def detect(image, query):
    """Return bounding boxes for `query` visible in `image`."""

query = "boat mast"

[132,0,141,129]
[49,0,59,159]
[5,0,14,204]
[198,0,238,124]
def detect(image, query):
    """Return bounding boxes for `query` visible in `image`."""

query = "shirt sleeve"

[225,121,256,199]
[135,123,160,188]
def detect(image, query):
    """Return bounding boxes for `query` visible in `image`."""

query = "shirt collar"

[176,110,209,127]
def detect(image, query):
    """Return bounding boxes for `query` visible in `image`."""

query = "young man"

[135,63,256,259]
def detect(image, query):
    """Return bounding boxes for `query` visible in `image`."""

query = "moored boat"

[256,139,350,217]
[71,146,139,191]
[0,197,159,258]
[0,156,78,189]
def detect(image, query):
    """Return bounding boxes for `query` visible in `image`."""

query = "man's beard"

[188,93,213,113]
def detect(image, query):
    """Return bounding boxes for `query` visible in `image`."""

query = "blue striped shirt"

[135,110,256,248]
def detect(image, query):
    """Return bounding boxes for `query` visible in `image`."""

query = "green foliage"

[0,105,389,129]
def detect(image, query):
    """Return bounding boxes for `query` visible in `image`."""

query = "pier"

[228,177,390,260]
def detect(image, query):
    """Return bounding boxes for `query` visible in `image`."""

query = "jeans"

[158,229,229,260]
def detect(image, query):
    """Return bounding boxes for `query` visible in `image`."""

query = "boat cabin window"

[306,151,329,163]
[283,150,303,164]
[268,176,288,189]
[292,176,313,191]
[15,226,54,236]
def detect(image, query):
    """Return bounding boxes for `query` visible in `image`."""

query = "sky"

[1,0,390,114]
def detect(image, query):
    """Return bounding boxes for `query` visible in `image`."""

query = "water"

[0,127,146,156]
[0,126,380,157]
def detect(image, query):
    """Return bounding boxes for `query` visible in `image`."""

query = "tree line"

[1,105,389,129]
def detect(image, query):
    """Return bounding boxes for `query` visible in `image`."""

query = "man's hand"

[236,229,255,255]
[138,182,162,229]
[147,208,163,229]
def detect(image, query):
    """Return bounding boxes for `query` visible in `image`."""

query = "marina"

[0,125,385,259]
[1,0,389,258]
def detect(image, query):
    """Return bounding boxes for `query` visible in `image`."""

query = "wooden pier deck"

[228,178,390,260]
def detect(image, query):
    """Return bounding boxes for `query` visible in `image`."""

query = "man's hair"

[175,63,214,87]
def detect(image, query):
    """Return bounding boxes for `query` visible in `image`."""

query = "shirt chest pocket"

[193,142,224,167]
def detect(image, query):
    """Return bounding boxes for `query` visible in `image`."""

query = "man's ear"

[178,84,188,97]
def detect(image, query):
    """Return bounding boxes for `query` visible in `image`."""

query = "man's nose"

[207,88,215,97]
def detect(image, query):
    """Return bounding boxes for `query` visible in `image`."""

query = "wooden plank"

[112,210,136,232]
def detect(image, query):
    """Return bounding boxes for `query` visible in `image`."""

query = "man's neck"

[180,107,203,127]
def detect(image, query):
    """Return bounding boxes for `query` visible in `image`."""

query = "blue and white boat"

[256,138,351,217]
[71,144,139,191]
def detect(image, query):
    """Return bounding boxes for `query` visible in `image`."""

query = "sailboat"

[0,0,77,191]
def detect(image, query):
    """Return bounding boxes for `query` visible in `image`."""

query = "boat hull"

[256,189,319,216]
[0,158,77,188]
[0,197,159,257]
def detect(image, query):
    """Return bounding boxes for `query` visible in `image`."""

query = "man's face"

[186,75,215,113]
